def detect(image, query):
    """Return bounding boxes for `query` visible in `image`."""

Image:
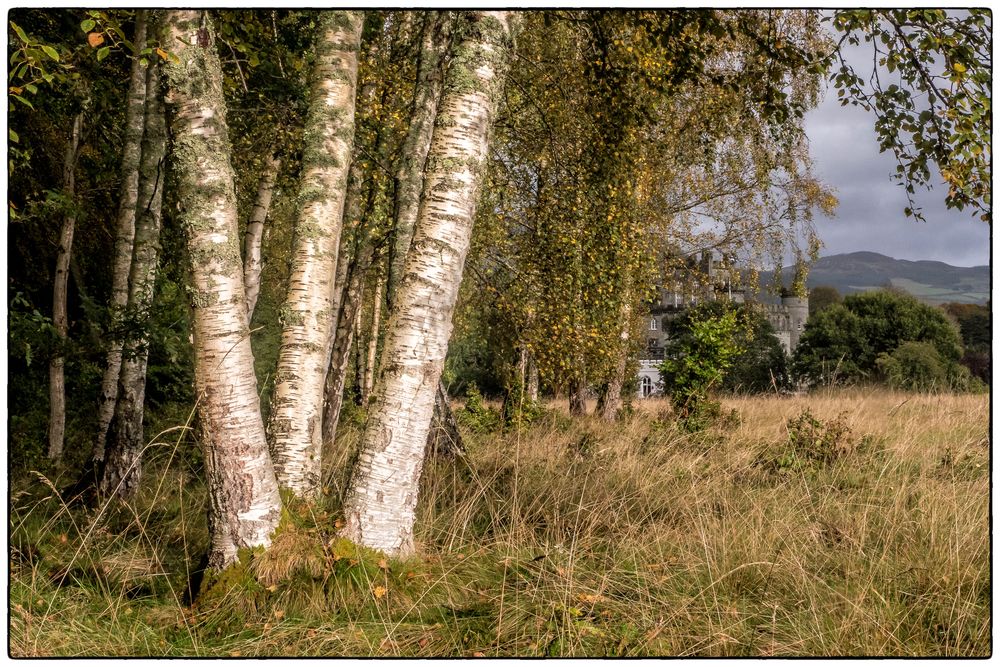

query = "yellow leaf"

[156,47,168,60]
[87,32,104,48]
[953,62,967,73]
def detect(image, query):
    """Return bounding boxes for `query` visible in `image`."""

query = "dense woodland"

[7,9,991,655]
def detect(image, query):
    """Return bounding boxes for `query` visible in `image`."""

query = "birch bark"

[267,10,363,498]
[385,11,452,311]
[162,9,281,569]
[47,111,83,461]
[340,11,519,555]
[243,153,281,321]
[94,11,149,462]
[100,60,167,497]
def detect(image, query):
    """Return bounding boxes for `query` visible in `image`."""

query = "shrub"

[659,306,744,427]
[457,384,502,433]
[767,409,853,473]
[793,289,964,387]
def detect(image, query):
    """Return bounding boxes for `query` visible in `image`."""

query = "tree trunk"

[598,303,631,422]
[243,153,281,321]
[100,60,167,498]
[361,272,385,403]
[321,240,374,447]
[94,11,149,462]
[47,110,83,461]
[340,11,519,556]
[267,11,363,498]
[527,355,539,402]
[162,9,281,570]
[427,380,465,458]
[568,373,587,417]
[385,10,452,311]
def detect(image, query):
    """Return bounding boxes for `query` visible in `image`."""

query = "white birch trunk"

[267,11,363,498]
[94,11,149,462]
[162,9,281,570]
[47,111,83,461]
[243,153,281,321]
[100,59,167,497]
[340,11,519,556]
[385,11,452,311]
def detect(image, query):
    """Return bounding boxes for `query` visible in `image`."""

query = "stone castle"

[636,251,808,398]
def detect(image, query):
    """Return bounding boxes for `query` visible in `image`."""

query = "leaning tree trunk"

[47,110,84,461]
[243,152,281,321]
[267,10,363,499]
[94,10,149,462]
[340,11,519,556]
[162,9,281,570]
[100,60,167,498]
[385,10,452,312]
[321,236,375,447]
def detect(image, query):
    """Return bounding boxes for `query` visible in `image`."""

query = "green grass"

[9,390,990,656]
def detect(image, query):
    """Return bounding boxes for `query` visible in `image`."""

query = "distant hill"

[761,251,990,305]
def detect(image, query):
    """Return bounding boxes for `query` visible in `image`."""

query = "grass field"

[9,389,990,657]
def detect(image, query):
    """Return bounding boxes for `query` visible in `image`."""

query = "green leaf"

[12,94,34,110]
[80,18,96,32]
[97,46,110,62]
[41,44,59,61]
[9,128,19,143]
[24,83,36,94]
[10,21,29,44]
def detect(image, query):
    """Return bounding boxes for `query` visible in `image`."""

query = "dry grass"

[9,388,990,656]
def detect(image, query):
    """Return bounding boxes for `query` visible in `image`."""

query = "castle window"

[650,317,657,331]
[641,375,653,398]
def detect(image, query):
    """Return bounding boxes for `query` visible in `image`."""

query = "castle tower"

[781,295,809,351]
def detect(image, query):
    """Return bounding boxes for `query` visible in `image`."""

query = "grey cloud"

[802,36,990,268]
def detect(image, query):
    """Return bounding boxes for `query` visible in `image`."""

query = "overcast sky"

[803,32,990,268]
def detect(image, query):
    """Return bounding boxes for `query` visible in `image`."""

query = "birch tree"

[94,10,149,462]
[47,110,83,461]
[340,11,520,555]
[243,153,281,321]
[161,9,281,569]
[100,59,167,497]
[267,10,362,498]
[385,10,452,310]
